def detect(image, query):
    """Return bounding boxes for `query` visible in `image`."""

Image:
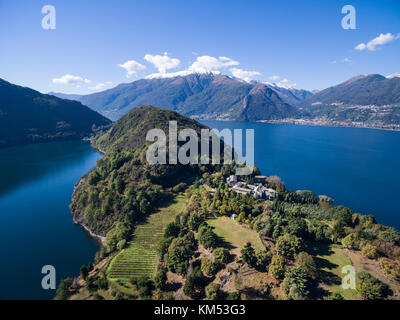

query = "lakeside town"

[260,104,400,131]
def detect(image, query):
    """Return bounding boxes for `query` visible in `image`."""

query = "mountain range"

[0,78,111,148]
[49,73,400,127]
[50,73,312,121]
[1,71,396,144]
[299,74,400,107]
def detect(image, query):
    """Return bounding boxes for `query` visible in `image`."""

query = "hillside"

[66,73,305,121]
[269,86,313,106]
[300,74,400,107]
[70,105,231,237]
[0,79,111,148]
[238,83,297,121]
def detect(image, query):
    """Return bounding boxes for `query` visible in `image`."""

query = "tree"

[198,225,219,249]
[105,221,131,252]
[331,220,347,243]
[117,239,126,251]
[136,276,154,298]
[295,252,317,280]
[85,276,98,293]
[332,206,353,226]
[226,291,241,300]
[188,213,203,231]
[282,267,310,299]
[205,283,221,300]
[378,258,400,281]
[183,266,206,299]
[241,242,256,266]
[255,250,272,271]
[361,243,378,259]
[213,247,230,264]
[341,233,357,249]
[80,265,89,280]
[55,278,73,300]
[164,222,180,238]
[268,254,286,280]
[357,271,389,300]
[154,269,167,290]
[201,258,219,276]
[167,237,193,274]
[275,234,303,260]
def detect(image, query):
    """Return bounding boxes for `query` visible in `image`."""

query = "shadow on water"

[0,140,102,299]
[0,141,99,197]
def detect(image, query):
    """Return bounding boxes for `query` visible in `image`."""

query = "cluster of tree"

[71,150,170,251]
[240,242,272,271]
[282,190,319,205]
[198,224,219,249]
[200,247,231,277]
[197,183,258,222]
[130,276,155,299]
[254,203,330,243]
[357,271,389,300]
[166,232,197,275]
[183,266,207,299]
[55,278,74,300]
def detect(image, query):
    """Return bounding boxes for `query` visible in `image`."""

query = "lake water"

[202,121,400,231]
[0,141,101,300]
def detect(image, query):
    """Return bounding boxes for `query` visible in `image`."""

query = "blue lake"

[0,141,101,299]
[203,121,400,231]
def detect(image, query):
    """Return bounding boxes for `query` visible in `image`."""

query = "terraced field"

[107,194,186,281]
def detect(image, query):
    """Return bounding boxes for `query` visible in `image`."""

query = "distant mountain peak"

[73,73,313,121]
[387,72,400,79]
[300,73,400,107]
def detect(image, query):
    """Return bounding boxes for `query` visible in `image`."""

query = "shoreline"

[198,117,400,132]
[71,176,106,247]
[73,217,106,246]
[257,119,400,132]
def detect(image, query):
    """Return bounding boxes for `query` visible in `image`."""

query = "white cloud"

[269,75,280,81]
[355,43,367,51]
[88,81,114,91]
[52,74,91,85]
[343,57,351,63]
[355,33,399,51]
[145,55,240,79]
[188,56,239,73]
[144,52,180,74]
[118,60,147,78]
[230,68,261,82]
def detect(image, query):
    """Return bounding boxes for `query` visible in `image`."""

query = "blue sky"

[0,0,399,94]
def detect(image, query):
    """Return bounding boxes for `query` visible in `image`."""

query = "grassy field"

[207,216,264,256]
[107,194,186,281]
[308,243,359,299]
